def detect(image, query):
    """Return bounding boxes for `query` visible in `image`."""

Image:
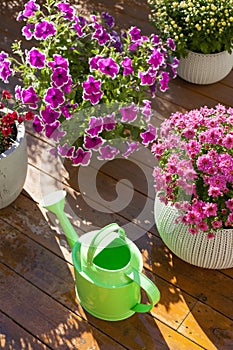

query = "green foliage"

[148,0,233,58]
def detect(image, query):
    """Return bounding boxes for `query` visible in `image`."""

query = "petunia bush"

[0,0,178,166]
[152,105,233,236]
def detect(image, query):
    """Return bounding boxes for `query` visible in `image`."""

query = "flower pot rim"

[185,49,230,58]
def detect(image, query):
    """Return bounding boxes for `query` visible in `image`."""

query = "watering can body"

[42,191,160,321]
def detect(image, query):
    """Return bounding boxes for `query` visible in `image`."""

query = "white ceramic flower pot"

[177,50,233,84]
[0,122,28,209]
[154,194,233,269]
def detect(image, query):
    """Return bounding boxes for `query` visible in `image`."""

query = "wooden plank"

[0,217,196,331]
[2,159,232,322]
[0,263,127,350]
[0,312,49,350]
[138,233,233,321]
[2,144,231,322]
[177,77,233,107]
[221,70,233,87]
[73,0,156,35]
[177,302,233,350]
[157,79,222,110]
[0,220,205,350]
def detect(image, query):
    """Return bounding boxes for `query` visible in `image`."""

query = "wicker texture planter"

[177,50,233,84]
[0,122,28,209]
[154,195,233,269]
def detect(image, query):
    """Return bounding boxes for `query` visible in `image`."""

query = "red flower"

[2,112,15,125]
[24,110,35,120]
[1,126,12,137]
[2,90,12,100]
[17,115,24,123]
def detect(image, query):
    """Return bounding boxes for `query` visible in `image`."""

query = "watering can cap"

[41,190,67,208]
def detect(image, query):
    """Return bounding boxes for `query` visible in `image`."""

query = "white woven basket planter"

[0,122,28,209]
[154,195,233,269]
[177,50,233,84]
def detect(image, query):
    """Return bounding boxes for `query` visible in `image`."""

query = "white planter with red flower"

[0,121,28,209]
[0,94,31,209]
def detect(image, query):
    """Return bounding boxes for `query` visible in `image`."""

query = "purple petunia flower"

[58,143,75,157]
[77,16,87,27]
[82,75,102,94]
[51,67,69,88]
[0,60,12,83]
[40,105,61,124]
[83,90,104,105]
[98,57,119,78]
[93,26,111,45]
[141,100,152,122]
[82,76,103,105]
[17,11,24,21]
[60,103,77,119]
[121,57,133,76]
[44,87,65,109]
[23,0,40,18]
[57,2,75,20]
[84,135,104,150]
[71,148,92,166]
[0,51,7,62]
[21,86,39,109]
[22,23,35,40]
[139,67,157,86]
[73,17,84,37]
[129,26,141,41]
[102,12,115,28]
[15,85,22,100]
[98,145,119,160]
[86,116,103,136]
[34,21,56,40]
[151,34,160,44]
[103,113,116,131]
[159,72,170,92]
[169,57,179,78]
[27,48,46,69]
[45,121,66,141]
[147,49,164,68]
[140,124,157,146]
[167,38,176,51]
[110,30,123,52]
[122,141,139,158]
[120,104,138,122]
[33,115,44,133]
[129,41,140,51]
[48,54,69,71]
[89,55,103,71]
[62,77,73,94]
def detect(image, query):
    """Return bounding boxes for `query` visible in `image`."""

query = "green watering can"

[42,190,160,321]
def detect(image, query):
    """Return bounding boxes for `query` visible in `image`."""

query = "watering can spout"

[41,190,79,249]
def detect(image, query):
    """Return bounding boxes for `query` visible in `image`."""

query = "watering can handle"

[126,268,160,313]
[87,223,126,265]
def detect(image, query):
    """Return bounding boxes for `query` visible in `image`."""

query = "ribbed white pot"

[154,194,233,269]
[177,50,233,84]
[0,122,28,209]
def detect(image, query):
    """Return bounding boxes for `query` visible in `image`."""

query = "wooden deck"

[1,1,233,349]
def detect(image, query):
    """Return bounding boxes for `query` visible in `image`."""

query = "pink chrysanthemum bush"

[152,104,233,236]
[0,0,178,166]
